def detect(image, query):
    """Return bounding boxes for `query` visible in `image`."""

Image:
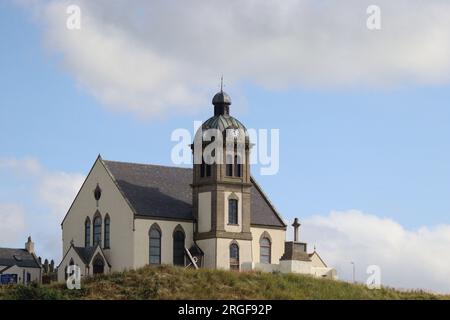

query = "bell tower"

[192,88,253,270]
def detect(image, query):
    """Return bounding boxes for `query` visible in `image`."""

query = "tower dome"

[195,89,249,142]
[212,91,232,106]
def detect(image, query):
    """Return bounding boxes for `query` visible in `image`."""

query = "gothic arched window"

[149,224,161,265]
[93,215,102,247]
[260,237,271,264]
[230,243,239,271]
[84,217,91,247]
[104,215,110,249]
[228,199,238,225]
[173,227,185,266]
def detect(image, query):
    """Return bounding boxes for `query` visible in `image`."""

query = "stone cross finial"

[292,218,301,242]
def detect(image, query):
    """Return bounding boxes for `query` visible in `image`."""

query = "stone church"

[57,89,336,281]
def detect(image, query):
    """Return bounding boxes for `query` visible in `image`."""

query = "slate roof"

[0,248,41,269]
[102,159,286,228]
[73,246,98,265]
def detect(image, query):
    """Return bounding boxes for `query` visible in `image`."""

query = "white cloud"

[300,210,450,294]
[38,171,85,218]
[17,0,450,118]
[0,157,85,260]
[0,157,84,219]
[0,204,26,244]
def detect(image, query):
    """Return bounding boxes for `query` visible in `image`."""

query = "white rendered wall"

[133,218,194,269]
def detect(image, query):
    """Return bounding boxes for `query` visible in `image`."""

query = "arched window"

[260,237,271,264]
[173,227,185,266]
[230,243,239,270]
[93,215,102,247]
[104,215,110,249]
[84,218,91,247]
[149,224,161,265]
[92,254,105,275]
[228,198,238,225]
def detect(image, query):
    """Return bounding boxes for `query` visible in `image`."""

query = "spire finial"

[220,75,224,92]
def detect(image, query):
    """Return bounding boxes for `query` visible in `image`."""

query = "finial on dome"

[212,76,231,116]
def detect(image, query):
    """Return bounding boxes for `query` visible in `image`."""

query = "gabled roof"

[58,244,111,269]
[101,159,286,228]
[0,248,41,269]
[308,251,328,268]
[73,246,98,265]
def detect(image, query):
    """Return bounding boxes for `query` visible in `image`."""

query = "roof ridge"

[0,247,27,251]
[103,159,192,171]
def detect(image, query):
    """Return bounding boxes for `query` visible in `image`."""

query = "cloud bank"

[301,210,450,294]
[0,157,84,259]
[0,204,26,244]
[17,0,450,118]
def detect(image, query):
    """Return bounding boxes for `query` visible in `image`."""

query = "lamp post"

[350,261,355,283]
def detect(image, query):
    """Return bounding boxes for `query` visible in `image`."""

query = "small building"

[0,237,42,285]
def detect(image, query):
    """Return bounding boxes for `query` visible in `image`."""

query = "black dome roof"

[212,91,232,105]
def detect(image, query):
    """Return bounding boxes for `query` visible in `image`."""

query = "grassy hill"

[0,265,447,300]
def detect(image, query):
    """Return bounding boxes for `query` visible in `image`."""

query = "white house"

[0,237,42,285]
[57,89,336,282]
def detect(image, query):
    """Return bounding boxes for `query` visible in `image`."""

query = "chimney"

[25,236,35,254]
[292,218,301,242]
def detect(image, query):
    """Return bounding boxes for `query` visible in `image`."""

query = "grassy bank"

[0,265,446,300]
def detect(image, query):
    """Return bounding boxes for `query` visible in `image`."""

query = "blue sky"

[1,0,450,292]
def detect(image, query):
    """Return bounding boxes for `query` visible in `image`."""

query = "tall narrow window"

[200,162,205,178]
[149,225,161,265]
[206,164,211,177]
[93,215,102,247]
[228,199,238,225]
[234,155,242,177]
[226,154,233,176]
[104,215,110,249]
[260,237,271,264]
[173,228,185,266]
[84,218,91,247]
[230,243,239,270]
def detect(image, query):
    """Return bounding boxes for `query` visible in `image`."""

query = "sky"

[1,0,450,293]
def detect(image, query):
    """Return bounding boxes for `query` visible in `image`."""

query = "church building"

[57,89,336,281]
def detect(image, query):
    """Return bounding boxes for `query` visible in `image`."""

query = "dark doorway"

[93,255,105,275]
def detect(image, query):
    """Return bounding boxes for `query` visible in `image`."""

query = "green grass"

[0,265,447,300]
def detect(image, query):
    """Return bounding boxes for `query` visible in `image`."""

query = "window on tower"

[229,243,239,271]
[234,155,242,177]
[200,162,205,178]
[228,199,238,225]
[226,154,233,176]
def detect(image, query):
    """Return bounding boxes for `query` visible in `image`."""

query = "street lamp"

[350,262,355,283]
